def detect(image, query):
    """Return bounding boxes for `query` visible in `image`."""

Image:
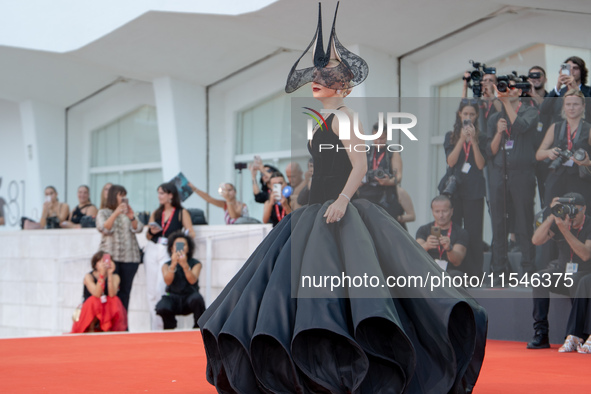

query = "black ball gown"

[198,114,488,394]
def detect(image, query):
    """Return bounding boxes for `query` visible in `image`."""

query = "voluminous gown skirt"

[198,199,488,393]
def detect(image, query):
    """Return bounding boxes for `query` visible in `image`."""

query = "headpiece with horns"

[285,2,369,93]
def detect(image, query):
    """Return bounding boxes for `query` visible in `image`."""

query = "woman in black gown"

[198,4,487,393]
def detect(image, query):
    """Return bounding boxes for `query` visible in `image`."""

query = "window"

[89,106,161,213]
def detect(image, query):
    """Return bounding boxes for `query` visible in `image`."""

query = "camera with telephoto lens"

[552,197,580,219]
[497,72,531,96]
[463,60,496,98]
[548,147,586,171]
[367,168,391,186]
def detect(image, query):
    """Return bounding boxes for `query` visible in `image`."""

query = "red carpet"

[0,333,588,393]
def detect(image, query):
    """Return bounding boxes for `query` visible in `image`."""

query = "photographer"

[416,195,469,276]
[442,100,486,277]
[71,251,127,333]
[536,89,591,205]
[357,121,404,223]
[189,182,248,224]
[526,66,549,108]
[155,231,205,330]
[528,193,591,349]
[486,79,539,278]
[263,172,292,227]
[541,57,591,127]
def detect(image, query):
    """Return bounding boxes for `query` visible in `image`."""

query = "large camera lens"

[471,70,483,82]
[497,81,508,92]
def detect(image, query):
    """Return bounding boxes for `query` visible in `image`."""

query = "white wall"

[66,80,157,205]
[0,100,26,230]
[0,224,270,338]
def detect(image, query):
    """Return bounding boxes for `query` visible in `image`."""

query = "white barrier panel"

[0,224,271,338]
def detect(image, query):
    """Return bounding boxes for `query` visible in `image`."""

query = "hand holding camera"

[496,118,508,135]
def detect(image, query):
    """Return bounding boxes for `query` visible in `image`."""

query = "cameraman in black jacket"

[487,79,539,280]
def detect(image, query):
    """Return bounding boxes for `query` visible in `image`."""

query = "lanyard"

[484,101,493,119]
[372,149,386,170]
[161,208,176,236]
[438,223,453,259]
[462,141,472,162]
[567,123,579,151]
[569,216,585,262]
[505,102,522,138]
[274,204,285,222]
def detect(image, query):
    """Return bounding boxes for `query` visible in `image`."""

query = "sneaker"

[527,332,550,349]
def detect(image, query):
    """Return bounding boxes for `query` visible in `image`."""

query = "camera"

[441,175,460,198]
[367,168,390,186]
[497,72,531,96]
[548,148,586,171]
[464,60,496,98]
[552,197,579,219]
[528,71,542,79]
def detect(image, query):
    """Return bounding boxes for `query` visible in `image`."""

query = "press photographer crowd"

[7,55,591,353]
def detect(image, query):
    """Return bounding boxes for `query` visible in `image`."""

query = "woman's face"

[459,105,478,125]
[45,188,57,202]
[78,187,90,204]
[157,187,173,206]
[564,96,584,119]
[311,82,340,99]
[116,192,127,205]
[102,183,112,200]
[173,238,189,255]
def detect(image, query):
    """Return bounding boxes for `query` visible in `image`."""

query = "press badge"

[100,295,107,303]
[158,237,168,245]
[505,140,514,149]
[537,122,543,132]
[462,163,471,173]
[566,262,578,274]
[435,259,448,271]
[563,159,574,167]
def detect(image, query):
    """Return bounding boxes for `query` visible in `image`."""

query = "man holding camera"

[528,193,591,349]
[357,121,404,221]
[416,195,469,275]
[487,79,539,280]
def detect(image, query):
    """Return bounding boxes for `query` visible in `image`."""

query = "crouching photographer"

[357,121,405,225]
[528,193,591,349]
[439,100,486,277]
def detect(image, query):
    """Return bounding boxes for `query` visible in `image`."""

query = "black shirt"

[549,214,591,270]
[443,131,486,200]
[416,221,469,264]
[151,208,184,244]
[164,258,201,295]
[486,102,539,171]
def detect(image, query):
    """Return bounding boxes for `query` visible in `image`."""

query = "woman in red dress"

[71,251,127,333]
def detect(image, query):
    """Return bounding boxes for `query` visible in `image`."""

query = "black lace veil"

[285,2,369,93]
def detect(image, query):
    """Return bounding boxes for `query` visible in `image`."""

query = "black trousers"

[565,273,591,339]
[489,168,536,274]
[451,196,484,277]
[532,264,590,335]
[156,292,206,329]
[114,261,140,312]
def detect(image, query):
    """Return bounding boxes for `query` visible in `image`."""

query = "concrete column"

[19,100,66,220]
[152,77,207,211]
